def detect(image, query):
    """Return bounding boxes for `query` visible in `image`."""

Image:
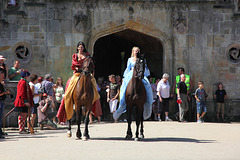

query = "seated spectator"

[0,55,8,81]
[38,93,57,130]
[8,60,21,81]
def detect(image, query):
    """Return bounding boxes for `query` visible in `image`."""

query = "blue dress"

[113,57,153,120]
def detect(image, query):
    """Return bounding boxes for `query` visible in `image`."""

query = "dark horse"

[67,56,94,140]
[125,55,146,141]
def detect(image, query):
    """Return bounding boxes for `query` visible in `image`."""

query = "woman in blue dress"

[113,47,153,120]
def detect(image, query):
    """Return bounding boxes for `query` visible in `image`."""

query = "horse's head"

[133,54,145,79]
[82,56,94,75]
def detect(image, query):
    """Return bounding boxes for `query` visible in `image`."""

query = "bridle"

[134,58,145,79]
[82,56,93,76]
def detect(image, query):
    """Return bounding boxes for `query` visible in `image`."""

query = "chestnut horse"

[67,56,94,140]
[125,55,146,141]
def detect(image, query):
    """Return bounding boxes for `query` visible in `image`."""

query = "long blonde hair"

[131,47,140,57]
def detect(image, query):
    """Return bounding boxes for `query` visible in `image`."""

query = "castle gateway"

[1,0,240,125]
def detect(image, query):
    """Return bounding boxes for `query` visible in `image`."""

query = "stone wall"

[0,0,240,125]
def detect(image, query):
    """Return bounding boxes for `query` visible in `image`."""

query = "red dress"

[14,78,34,108]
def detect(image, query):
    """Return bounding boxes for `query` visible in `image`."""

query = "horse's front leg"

[126,106,133,140]
[67,120,72,138]
[83,108,91,140]
[135,107,140,141]
[76,106,82,139]
[140,110,144,139]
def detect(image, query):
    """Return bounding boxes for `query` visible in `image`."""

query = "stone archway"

[89,20,172,80]
[93,29,163,79]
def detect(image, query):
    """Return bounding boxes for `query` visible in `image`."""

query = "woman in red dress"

[14,70,33,134]
[57,41,102,123]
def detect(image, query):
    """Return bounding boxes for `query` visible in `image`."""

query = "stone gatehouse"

[1,0,240,125]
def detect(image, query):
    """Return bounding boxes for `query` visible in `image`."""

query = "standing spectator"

[41,74,54,98]
[195,81,208,123]
[177,74,188,122]
[35,76,43,94]
[172,67,193,121]
[97,77,108,121]
[38,93,57,130]
[0,55,8,81]
[107,74,120,122]
[0,68,10,138]
[151,77,160,121]
[29,74,41,129]
[214,82,227,122]
[8,60,21,81]
[157,73,173,121]
[14,70,34,134]
[116,75,122,85]
[54,77,65,124]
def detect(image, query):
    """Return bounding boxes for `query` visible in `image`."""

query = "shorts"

[109,99,118,113]
[32,103,38,114]
[196,101,207,114]
[216,103,225,113]
[158,97,169,113]
[14,107,28,113]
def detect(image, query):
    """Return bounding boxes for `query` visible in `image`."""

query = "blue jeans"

[0,101,4,134]
[196,101,207,114]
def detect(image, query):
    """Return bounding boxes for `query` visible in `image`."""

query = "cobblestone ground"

[1,121,240,160]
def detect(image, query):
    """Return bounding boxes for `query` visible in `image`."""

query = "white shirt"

[157,79,170,98]
[29,82,41,104]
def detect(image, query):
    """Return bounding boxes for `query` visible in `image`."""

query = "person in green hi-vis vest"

[171,67,193,121]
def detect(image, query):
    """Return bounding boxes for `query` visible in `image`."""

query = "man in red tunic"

[14,70,34,134]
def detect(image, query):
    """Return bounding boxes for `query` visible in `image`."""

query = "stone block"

[54,33,65,45]
[34,33,44,39]
[48,20,61,33]
[72,33,84,46]
[48,46,60,60]
[213,22,220,34]
[65,33,72,46]
[202,23,213,34]
[213,13,224,21]
[229,67,236,73]
[29,26,40,32]
[187,35,195,48]
[17,32,33,39]
[61,20,72,33]
[207,35,213,47]
[23,26,28,32]
[189,11,200,22]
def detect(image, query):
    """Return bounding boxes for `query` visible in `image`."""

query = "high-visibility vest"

[175,74,190,94]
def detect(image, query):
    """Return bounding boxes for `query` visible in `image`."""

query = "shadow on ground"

[92,137,215,143]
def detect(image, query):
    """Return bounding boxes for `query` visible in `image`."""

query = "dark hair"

[29,74,38,82]
[76,41,87,53]
[217,82,223,89]
[198,81,204,85]
[56,77,63,87]
[178,67,185,73]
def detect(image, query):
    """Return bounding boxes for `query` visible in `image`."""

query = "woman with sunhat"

[0,55,8,80]
[14,70,34,134]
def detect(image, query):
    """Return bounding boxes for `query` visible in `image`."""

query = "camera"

[47,100,52,105]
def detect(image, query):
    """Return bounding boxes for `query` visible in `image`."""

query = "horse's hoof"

[139,135,144,139]
[125,135,132,140]
[134,138,139,141]
[82,135,90,141]
[82,136,87,141]
[67,131,72,138]
[76,132,82,139]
